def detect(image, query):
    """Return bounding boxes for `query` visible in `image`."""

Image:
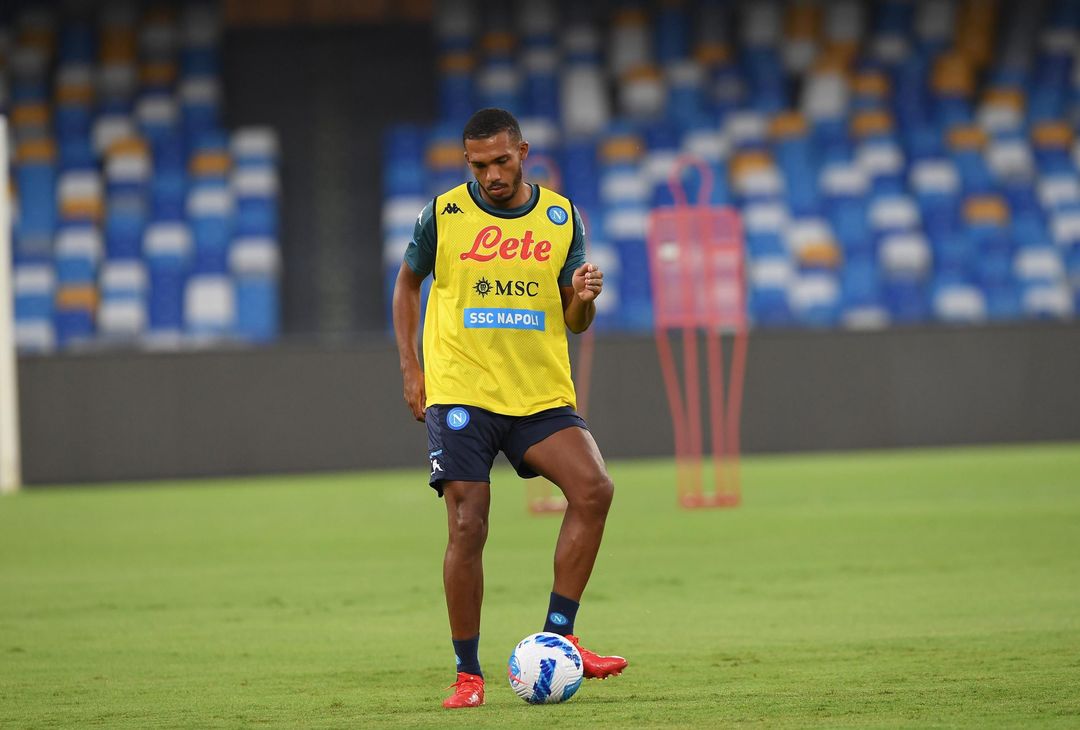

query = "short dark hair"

[462,108,522,146]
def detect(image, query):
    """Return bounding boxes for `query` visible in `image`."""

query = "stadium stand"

[3,1,281,352]
[382,0,1080,331]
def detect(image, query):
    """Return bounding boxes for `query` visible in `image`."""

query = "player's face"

[464,132,529,205]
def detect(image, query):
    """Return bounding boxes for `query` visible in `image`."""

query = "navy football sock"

[452,635,482,677]
[543,592,580,636]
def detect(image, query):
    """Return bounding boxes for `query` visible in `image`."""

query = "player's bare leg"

[523,427,612,599]
[441,481,490,707]
[442,480,490,637]
[523,427,627,678]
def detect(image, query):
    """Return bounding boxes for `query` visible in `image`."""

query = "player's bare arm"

[392,261,426,421]
[561,262,603,333]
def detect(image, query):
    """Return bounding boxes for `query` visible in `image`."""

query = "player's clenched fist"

[402,366,426,422]
[572,262,603,302]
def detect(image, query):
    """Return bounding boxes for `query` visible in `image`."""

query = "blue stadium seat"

[145,223,193,334]
[99,261,149,341]
[179,77,221,143]
[58,24,95,64]
[104,193,147,260]
[55,226,101,284]
[232,168,279,238]
[186,184,233,273]
[4,1,279,351]
[230,237,280,342]
[13,264,56,350]
[789,273,841,327]
[376,2,1080,331]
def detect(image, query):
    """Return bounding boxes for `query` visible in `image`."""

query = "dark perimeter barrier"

[16,323,1080,485]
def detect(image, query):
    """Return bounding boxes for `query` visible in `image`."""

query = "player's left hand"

[572,262,603,303]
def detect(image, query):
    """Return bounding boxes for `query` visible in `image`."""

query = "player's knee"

[574,472,614,517]
[448,509,488,548]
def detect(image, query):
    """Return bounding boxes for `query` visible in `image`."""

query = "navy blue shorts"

[425,404,588,496]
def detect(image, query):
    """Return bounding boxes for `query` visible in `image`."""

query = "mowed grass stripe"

[1,443,1078,728]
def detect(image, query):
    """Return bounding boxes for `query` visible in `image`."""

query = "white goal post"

[0,115,22,494]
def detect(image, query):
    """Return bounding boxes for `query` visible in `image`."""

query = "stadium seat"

[749,255,795,327]
[99,260,149,340]
[230,237,280,343]
[231,127,280,169]
[789,272,840,327]
[14,138,59,254]
[186,184,234,273]
[13,263,56,352]
[2,2,277,351]
[560,58,608,135]
[231,167,279,238]
[145,222,192,335]
[55,226,101,285]
[184,274,235,337]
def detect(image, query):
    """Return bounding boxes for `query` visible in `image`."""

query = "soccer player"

[393,108,628,709]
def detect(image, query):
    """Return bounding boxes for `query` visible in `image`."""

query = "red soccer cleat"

[566,635,628,679]
[442,672,485,709]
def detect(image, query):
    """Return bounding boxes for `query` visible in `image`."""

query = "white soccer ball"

[507,632,584,704]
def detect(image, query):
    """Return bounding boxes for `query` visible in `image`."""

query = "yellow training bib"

[424,183,576,416]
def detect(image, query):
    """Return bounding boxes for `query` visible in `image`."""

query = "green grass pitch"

[2,443,1079,728]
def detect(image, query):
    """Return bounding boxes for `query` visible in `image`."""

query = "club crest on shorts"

[446,407,470,430]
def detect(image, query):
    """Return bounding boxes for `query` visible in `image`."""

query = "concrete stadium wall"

[16,324,1080,485]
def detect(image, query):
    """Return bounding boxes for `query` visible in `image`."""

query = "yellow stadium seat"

[600,135,644,164]
[932,54,975,96]
[427,143,465,171]
[439,52,474,74]
[13,103,50,128]
[963,195,1009,225]
[798,242,843,269]
[57,84,95,105]
[947,125,988,150]
[107,138,150,158]
[982,88,1025,112]
[694,42,732,67]
[190,152,233,177]
[851,110,894,138]
[813,41,859,72]
[60,198,104,222]
[622,64,662,83]
[785,3,822,40]
[16,139,58,164]
[769,111,809,140]
[140,62,178,87]
[1032,122,1073,150]
[55,286,99,312]
[853,71,890,99]
[100,29,137,63]
[480,32,515,54]
[729,150,774,180]
[613,7,649,26]
[18,27,55,53]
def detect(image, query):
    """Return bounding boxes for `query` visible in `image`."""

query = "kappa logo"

[431,458,444,474]
[442,202,464,215]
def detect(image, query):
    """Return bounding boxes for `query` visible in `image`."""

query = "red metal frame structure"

[646,156,748,508]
